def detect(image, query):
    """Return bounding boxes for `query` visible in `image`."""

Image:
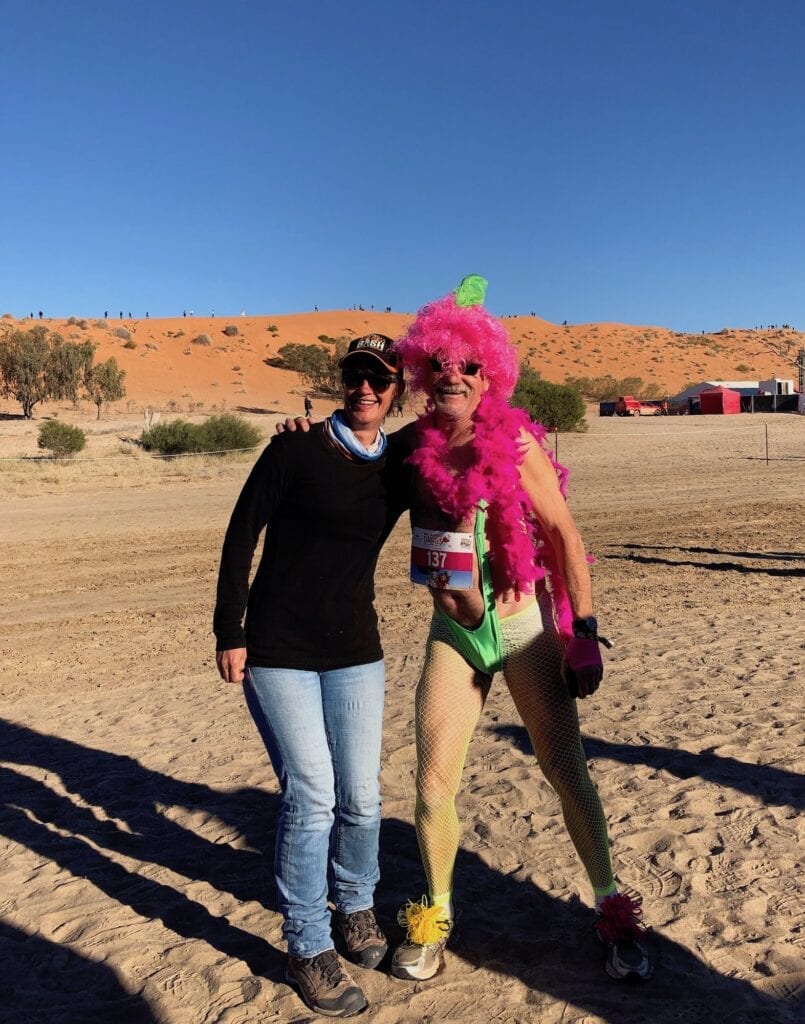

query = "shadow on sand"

[1,719,800,1023]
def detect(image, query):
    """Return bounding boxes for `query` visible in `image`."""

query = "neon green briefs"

[435,505,504,675]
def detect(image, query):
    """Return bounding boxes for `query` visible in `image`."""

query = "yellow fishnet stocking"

[502,595,614,892]
[414,621,491,902]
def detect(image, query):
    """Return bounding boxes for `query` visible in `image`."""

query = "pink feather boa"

[406,394,575,640]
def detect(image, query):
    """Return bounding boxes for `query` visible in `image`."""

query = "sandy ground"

[1,406,803,1023]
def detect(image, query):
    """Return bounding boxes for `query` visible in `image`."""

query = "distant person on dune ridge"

[214,335,408,1018]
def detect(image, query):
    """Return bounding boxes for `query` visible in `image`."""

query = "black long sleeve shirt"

[213,423,409,670]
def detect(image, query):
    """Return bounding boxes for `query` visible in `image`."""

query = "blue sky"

[2,0,803,331]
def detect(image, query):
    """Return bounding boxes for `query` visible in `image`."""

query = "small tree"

[513,365,587,432]
[46,335,95,403]
[37,420,86,458]
[85,357,127,418]
[276,338,349,396]
[0,327,52,417]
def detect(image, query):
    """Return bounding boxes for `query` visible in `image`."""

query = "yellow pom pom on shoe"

[397,898,451,946]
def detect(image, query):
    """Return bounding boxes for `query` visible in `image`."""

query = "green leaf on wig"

[454,274,488,308]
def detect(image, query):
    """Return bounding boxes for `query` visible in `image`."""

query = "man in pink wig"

[391,276,653,984]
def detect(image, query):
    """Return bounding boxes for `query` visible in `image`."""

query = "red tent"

[699,386,741,415]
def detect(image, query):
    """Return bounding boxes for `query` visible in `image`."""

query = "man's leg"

[391,619,491,981]
[502,596,653,980]
[414,623,492,904]
[501,596,614,894]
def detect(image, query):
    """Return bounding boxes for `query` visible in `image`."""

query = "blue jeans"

[244,660,385,959]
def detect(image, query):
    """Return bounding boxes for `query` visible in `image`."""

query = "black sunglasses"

[428,357,482,376]
[341,368,397,392]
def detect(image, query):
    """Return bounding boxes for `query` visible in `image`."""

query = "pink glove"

[562,636,604,699]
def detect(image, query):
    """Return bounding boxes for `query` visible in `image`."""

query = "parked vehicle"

[599,400,617,416]
[615,396,668,416]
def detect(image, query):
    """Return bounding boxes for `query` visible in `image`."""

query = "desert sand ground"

[1,398,803,1023]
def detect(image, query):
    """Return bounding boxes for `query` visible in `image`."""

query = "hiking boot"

[594,890,654,981]
[334,907,388,969]
[390,899,452,981]
[285,948,368,1017]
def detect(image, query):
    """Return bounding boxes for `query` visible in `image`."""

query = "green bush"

[141,414,260,455]
[275,338,349,395]
[196,414,261,452]
[37,420,86,458]
[141,418,198,454]
[513,366,587,432]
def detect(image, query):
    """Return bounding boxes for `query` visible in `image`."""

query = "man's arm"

[517,433,594,618]
[517,433,603,698]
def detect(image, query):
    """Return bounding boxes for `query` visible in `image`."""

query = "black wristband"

[572,616,614,649]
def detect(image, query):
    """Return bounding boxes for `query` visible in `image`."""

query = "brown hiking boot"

[334,907,389,969]
[285,948,367,1017]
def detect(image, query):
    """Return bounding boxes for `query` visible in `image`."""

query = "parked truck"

[615,396,668,416]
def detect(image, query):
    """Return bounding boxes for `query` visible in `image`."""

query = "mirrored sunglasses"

[428,357,482,377]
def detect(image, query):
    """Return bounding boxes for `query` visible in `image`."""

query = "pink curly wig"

[397,292,518,400]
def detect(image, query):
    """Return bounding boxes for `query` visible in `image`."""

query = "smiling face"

[341,356,398,436]
[425,356,490,423]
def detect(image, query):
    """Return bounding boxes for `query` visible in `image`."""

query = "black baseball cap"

[339,334,400,373]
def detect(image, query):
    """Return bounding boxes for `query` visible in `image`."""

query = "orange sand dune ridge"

[1,310,800,411]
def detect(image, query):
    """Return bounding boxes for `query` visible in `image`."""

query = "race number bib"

[411,527,475,591]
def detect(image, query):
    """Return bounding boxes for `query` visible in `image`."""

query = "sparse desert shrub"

[37,419,86,458]
[735,363,751,373]
[113,327,132,341]
[513,366,587,432]
[94,318,109,329]
[267,323,279,334]
[223,325,239,337]
[123,339,137,349]
[77,319,88,329]
[141,414,260,455]
[67,317,78,325]
[197,414,260,451]
[140,418,199,455]
[1,313,13,319]
[192,333,212,346]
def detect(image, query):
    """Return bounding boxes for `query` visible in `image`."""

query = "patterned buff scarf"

[326,409,387,461]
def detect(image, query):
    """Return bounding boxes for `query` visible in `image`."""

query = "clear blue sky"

[2,0,803,331]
